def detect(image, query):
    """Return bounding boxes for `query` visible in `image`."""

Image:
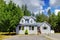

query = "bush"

[25,29,28,35]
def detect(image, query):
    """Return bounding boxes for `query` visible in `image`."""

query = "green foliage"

[36,11,60,32]
[0,0,24,32]
[48,13,58,30]
[0,0,60,33]
[22,5,31,16]
[56,12,60,32]
[22,26,24,30]
[36,13,48,22]
[48,9,51,16]
[25,29,28,35]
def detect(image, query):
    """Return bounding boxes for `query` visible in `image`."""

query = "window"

[43,27,47,30]
[29,26,34,30]
[29,26,31,30]
[19,26,21,30]
[22,20,23,23]
[32,26,34,30]
[31,20,32,23]
[25,19,29,23]
[19,26,24,30]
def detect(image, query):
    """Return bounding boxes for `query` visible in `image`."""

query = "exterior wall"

[29,18,36,24]
[16,16,51,34]
[40,23,51,34]
[29,27,37,34]
[16,26,19,34]
[19,18,25,24]
[18,26,37,34]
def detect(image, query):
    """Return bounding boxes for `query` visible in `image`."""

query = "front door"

[37,27,41,34]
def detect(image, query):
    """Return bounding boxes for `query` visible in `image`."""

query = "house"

[16,16,51,34]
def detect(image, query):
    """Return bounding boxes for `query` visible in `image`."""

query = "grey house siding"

[40,23,51,34]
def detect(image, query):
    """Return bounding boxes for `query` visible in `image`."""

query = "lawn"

[0,32,16,40]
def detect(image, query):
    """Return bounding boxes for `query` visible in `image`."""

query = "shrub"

[25,29,28,35]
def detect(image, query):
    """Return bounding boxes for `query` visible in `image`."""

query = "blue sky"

[43,0,49,9]
[4,0,60,15]
[43,0,54,13]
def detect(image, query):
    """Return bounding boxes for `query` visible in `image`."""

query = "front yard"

[0,32,16,40]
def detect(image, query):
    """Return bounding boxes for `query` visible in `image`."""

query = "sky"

[4,0,60,15]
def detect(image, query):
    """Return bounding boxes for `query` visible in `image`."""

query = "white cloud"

[4,0,45,13]
[4,0,10,4]
[55,9,60,15]
[50,0,60,7]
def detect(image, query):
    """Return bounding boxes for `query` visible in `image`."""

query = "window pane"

[32,26,34,30]
[22,20,23,23]
[31,20,32,23]
[25,19,29,23]
[29,26,32,30]
[19,26,21,30]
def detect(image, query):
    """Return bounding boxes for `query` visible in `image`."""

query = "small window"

[19,26,21,30]
[19,26,24,30]
[31,20,32,23]
[25,19,29,23]
[43,27,47,30]
[29,26,31,30]
[29,26,34,30]
[22,20,23,23]
[32,26,34,30]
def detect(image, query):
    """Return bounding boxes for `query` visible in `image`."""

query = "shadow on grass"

[1,32,16,36]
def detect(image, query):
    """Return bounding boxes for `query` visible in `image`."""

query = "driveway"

[4,35,49,40]
[45,33,60,40]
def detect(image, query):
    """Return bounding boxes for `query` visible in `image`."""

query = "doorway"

[37,27,41,34]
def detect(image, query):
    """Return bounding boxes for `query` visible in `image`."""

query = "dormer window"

[31,20,32,23]
[25,19,29,23]
[22,20,23,23]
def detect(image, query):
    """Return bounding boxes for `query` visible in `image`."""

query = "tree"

[22,5,31,16]
[0,1,24,33]
[36,13,48,22]
[56,12,60,32]
[0,0,7,31]
[31,12,35,16]
[48,9,51,16]
[48,13,58,30]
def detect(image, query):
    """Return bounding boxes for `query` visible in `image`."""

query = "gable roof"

[41,22,51,27]
[36,22,42,26]
[23,16,36,20]
[17,22,51,27]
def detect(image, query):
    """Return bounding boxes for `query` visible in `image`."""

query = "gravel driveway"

[47,34,60,40]
[4,35,49,40]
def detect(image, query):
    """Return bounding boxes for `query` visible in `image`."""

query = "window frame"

[25,19,29,23]
[19,26,24,30]
[29,26,34,30]
[29,26,32,30]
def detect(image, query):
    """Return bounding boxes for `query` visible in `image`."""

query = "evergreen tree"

[36,13,48,22]
[48,13,58,30]
[22,5,31,16]
[0,1,24,32]
[57,12,60,32]
[48,9,51,16]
